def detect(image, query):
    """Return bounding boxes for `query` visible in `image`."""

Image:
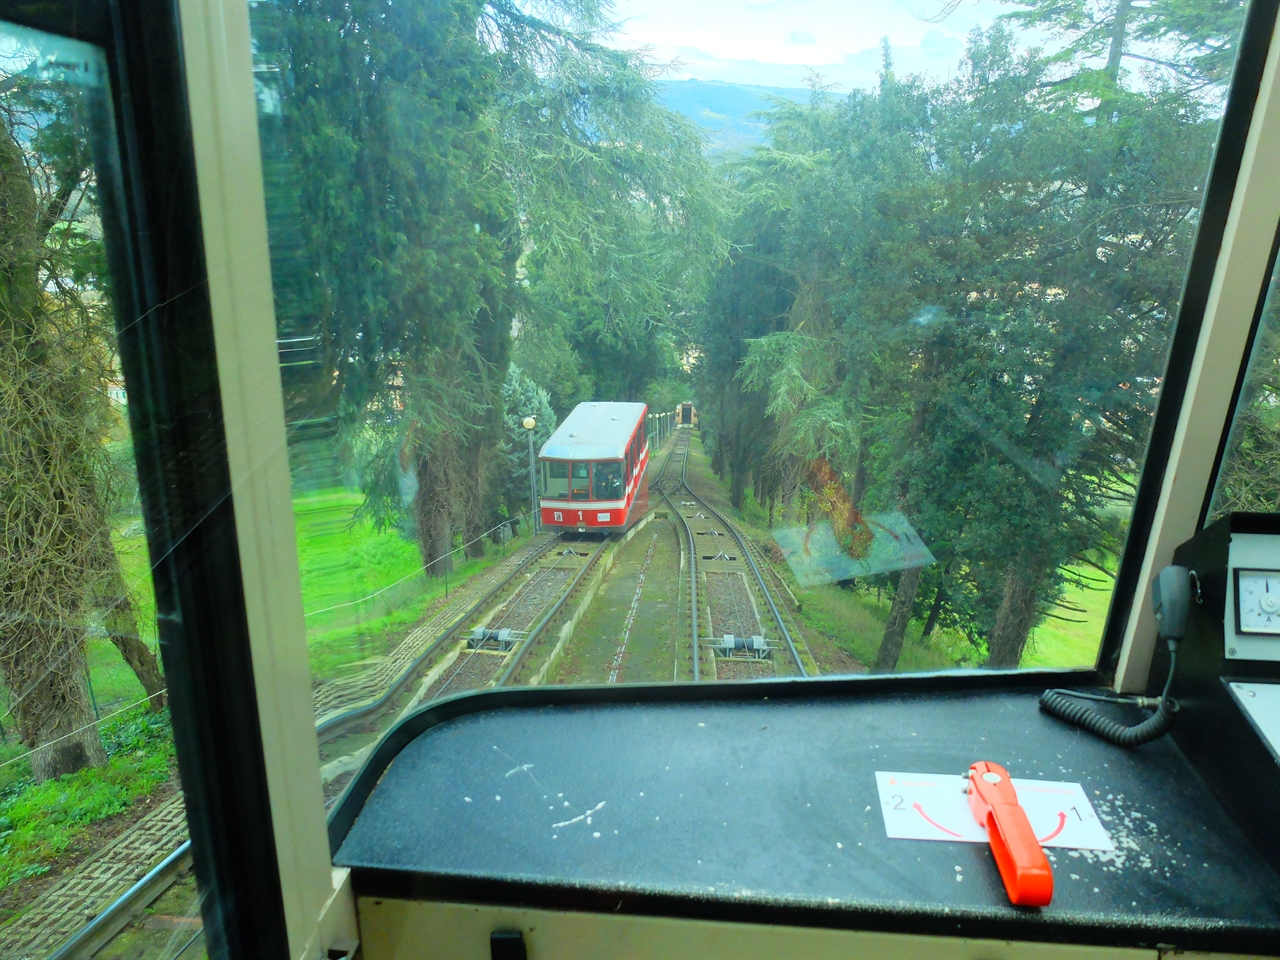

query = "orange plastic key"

[967,761,1054,907]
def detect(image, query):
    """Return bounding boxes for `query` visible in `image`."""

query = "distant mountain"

[655,79,809,153]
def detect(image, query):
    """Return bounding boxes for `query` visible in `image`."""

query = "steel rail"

[430,535,597,701]
[52,538,562,958]
[656,428,700,681]
[675,438,808,677]
[48,840,193,960]
[495,535,612,687]
[314,534,559,739]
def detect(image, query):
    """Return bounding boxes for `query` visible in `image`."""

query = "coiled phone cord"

[1039,641,1179,748]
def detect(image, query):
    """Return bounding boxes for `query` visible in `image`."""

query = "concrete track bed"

[550,521,682,685]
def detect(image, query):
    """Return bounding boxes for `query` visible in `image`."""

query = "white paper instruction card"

[874,771,1113,851]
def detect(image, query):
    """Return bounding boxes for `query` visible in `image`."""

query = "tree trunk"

[851,434,871,509]
[1104,0,1133,83]
[23,643,109,781]
[729,464,746,510]
[95,529,166,711]
[872,564,923,673]
[462,440,487,560]
[921,584,945,638]
[1,119,106,780]
[413,451,454,576]
[986,560,1043,669]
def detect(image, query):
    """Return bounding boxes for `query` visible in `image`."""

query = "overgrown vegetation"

[694,1,1254,672]
[1,35,166,787]
[1,0,1276,906]
[0,709,174,893]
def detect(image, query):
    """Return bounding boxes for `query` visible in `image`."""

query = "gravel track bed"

[715,658,776,681]
[704,571,760,639]
[424,650,505,701]
[494,567,571,630]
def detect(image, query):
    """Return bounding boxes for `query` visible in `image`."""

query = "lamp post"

[523,416,538,534]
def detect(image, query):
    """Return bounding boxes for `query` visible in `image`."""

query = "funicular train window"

[570,462,591,499]
[0,20,202,956]
[593,460,624,500]
[545,460,570,499]
[237,0,1259,715]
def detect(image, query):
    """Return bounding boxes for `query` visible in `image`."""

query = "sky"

[605,0,1015,91]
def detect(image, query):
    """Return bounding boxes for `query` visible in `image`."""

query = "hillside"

[656,79,809,152]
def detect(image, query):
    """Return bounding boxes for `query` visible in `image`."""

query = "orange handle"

[967,761,1053,907]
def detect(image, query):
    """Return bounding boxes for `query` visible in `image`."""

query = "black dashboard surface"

[334,686,1280,952]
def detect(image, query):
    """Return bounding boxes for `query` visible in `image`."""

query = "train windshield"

[570,462,591,499]
[544,461,569,499]
[593,461,624,500]
[233,0,1253,714]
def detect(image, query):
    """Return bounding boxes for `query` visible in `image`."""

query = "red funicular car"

[539,402,649,534]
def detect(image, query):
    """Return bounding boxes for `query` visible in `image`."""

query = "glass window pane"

[244,0,1250,721]
[0,20,199,955]
[546,461,569,498]
[571,462,591,499]
[1207,257,1280,520]
[593,461,624,500]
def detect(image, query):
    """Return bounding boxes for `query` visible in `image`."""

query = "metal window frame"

[1199,218,1280,527]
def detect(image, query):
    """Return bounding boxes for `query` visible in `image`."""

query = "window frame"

[1200,218,1280,526]
[1,2,350,958]
[5,0,1279,954]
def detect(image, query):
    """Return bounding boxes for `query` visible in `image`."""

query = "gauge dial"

[1236,569,1280,635]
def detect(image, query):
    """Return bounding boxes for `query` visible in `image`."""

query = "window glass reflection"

[0,20,200,957]
[571,462,591,500]
[544,461,569,499]
[245,0,1250,747]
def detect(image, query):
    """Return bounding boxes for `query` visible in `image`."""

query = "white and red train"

[538,402,649,534]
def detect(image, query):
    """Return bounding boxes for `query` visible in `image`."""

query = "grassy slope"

[293,489,529,681]
[682,431,1106,672]
[0,711,174,895]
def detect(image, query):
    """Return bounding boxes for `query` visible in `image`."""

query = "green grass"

[293,490,425,628]
[0,709,174,893]
[0,483,523,893]
[1022,568,1113,669]
[292,488,531,681]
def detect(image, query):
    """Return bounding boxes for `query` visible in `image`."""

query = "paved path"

[0,794,189,959]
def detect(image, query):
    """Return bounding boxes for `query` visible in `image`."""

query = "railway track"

[317,534,610,789]
[22,430,805,958]
[657,427,809,681]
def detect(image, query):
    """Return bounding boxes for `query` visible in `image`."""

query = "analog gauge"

[1235,569,1280,635]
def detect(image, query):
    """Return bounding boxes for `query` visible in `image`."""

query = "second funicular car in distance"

[539,401,649,534]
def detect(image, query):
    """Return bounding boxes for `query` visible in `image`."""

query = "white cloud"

[606,0,1005,91]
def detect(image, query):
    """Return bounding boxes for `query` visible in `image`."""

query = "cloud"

[787,30,816,45]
